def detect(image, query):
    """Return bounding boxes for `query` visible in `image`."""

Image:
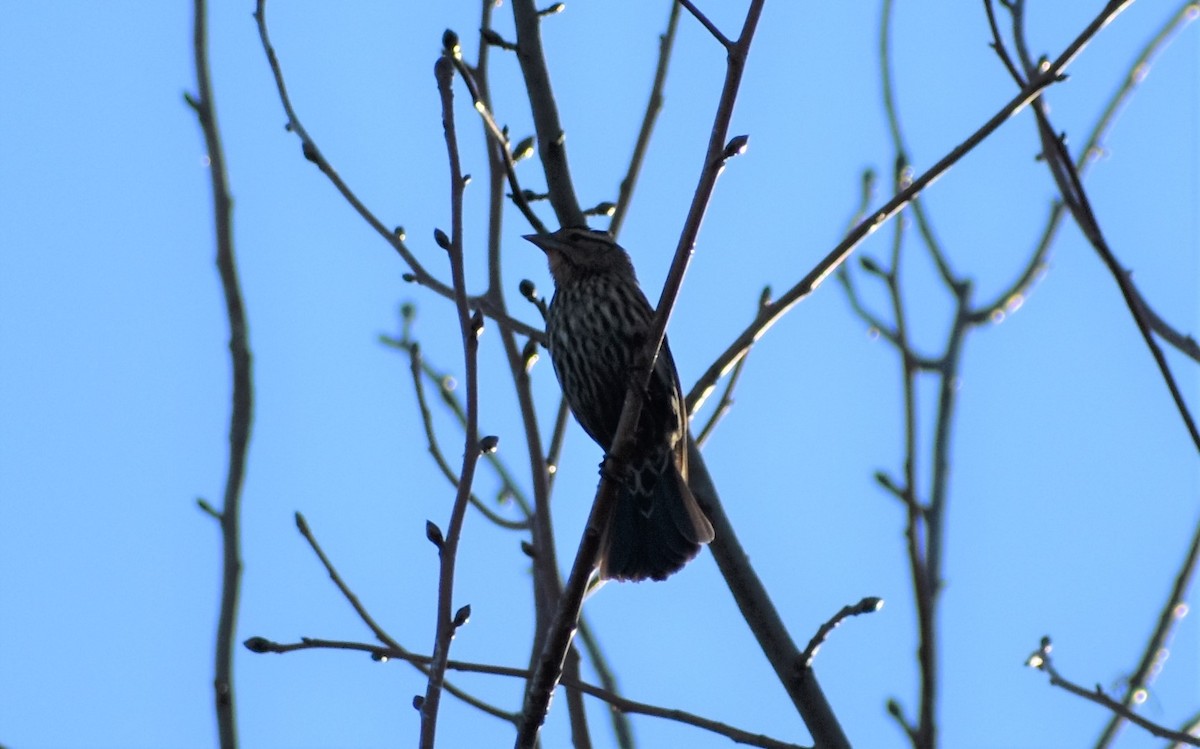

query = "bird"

[524,227,715,582]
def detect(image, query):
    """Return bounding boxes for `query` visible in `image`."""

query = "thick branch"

[515,3,767,745]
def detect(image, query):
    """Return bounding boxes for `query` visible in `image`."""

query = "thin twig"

[879,0,957,287]
[445,50,548,235]
[187,2,250,746]
[544,396,571,488]
[997,0,1200,455]
[419,56,485,748]
[687,0,1132,411]
[247,636,809,749]
[610,0,684,238]
[383,330,537,520]
[253,0,544,342]
[400,337,530,530]
[1026,638,1200,747]
[693,342,749,448]
[678,0,732,48]
[800,597,885,669]
[295,512,401,648]
[882,189,939,749]
[694,287,765,447]
[292,513,514,722]
[576,615,635,749]
[1096,515,1200,748]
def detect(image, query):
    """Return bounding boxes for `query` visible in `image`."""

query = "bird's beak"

[523,233,551,253]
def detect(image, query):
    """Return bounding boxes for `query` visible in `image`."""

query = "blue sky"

[1,2,1198,748]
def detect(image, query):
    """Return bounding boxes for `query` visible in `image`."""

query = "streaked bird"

[524,227,714,581]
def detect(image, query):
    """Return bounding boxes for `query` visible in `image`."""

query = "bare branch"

[247,636,810,749]
[511,0,586,227]
[253,0,544,342]
[689,0,1132,411]
[292,513,515,722]
[189,2,250,746]
[419,55,485,748]
[993,0,1200,454]
[694,287,766,447]
[516,4,773,746]
[801,597,885,669]
[610,0,684,238]
[398,335,530,530]
[678,0,732,48]
[1026,638,1200,747]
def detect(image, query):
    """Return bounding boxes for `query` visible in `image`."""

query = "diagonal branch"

[511,0,586,227]
[688,0,1135,411]
[253,0,544,342]
[992,0,1200,455]
[609,0,684,238]
[1026,638,1200,747]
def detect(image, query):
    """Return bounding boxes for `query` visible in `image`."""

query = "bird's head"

[523,227,636,286]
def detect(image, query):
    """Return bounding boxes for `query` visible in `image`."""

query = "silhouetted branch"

[291,512,514,722]
[247,636,809,748]
[516,3,769,745]
[610,0,684,238]
[992,0,1200,455]
[511,0,586,227]
[801,597,885,668]
[1026,638,1200,747]
[689,0,1133,411]
[253,0,544,343]
[419,55,485,748]
[187,2,250,746]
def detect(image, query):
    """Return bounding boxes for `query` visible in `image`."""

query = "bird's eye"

[567,231,585,243]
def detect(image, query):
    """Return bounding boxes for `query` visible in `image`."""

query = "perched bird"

[524,227,715,581]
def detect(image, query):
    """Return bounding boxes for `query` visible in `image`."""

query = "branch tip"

[196,498,222,520]
[441,29,461,58]
[243,636,272,654]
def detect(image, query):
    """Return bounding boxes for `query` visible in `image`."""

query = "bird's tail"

[599,462,715,582]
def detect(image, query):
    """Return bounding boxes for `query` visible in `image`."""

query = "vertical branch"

[511,0,586,227]
[419,55,484,748]
[609,0,684,238]
[467,7,595,742]
[515,5,775,747]
[879,198,937,749]
[185,2,251,748]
